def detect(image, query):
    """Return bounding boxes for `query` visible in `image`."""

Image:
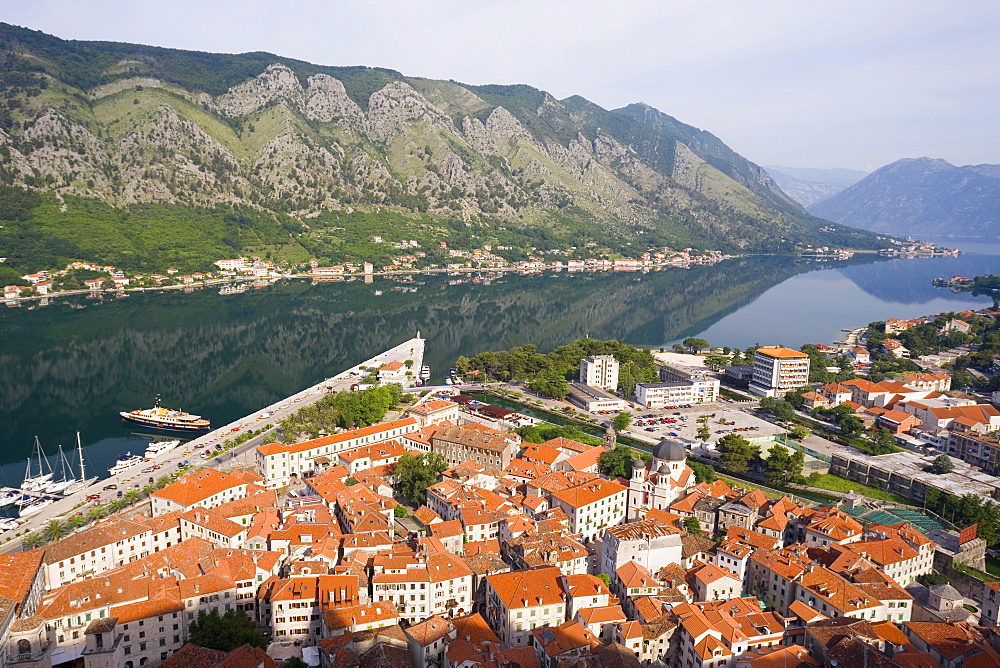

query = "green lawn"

[805,473,909,504]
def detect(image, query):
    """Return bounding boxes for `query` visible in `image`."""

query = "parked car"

[103,484,118,491]
[86,494,100,500]
[116,491,123,498]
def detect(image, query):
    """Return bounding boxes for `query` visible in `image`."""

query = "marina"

[0,336,426,547]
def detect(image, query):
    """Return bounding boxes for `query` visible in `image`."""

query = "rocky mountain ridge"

[0,23,889,276]
[764,165,868,208]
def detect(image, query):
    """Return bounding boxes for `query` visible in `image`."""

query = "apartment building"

[549,479,628,541]
[634,378,719,408]
[261,575,360,645]
[484,566,567,646]
[601,518,683,575]
[430,424,522,469]
[150,469,252,516]
[674,597,786,668]
[580,355,620,391]
[256,417,419,487]
[370,551,474,624]
[748,347,810,398]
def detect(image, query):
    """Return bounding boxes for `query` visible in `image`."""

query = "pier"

[0,335,425,551]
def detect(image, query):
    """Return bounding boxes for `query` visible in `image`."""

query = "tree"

[599,445,636,479]
[788,425,811,440]
[759,397,795,421]
[188,609,266,652]
[42,519,68,543]
[22,532,44,550]
[529,368,569,399]
[672,343,686,353]
[683,338,709,354]
[597,573,613,589]
[612,412,632,432]
[697,426,711,442]
[395,452,448,505]
[689,460,717,483]
[703,355,729,372]
[839,414,864,436]
[683,516,702,535]
[765,444,793,486]
[716,433,760,473]
[394,505,409,518]
[284,659,310,668]
[929,454,955,474]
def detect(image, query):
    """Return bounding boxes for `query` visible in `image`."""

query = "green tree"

[22,532,44,550]
[764,444,793,486]
[929,454,955,474]
[688,460,717,483]
[697,426,711,442]
[395,452,448,505]
[529,368,569,399]
[788,425,811,440]
[599,444,636,479]
[597,573,613,589]
[683,337,710,354]
[42,519,68,543]
[683,516,703,535]
[759,397,795,421]
[188,609,266,651]
[839,414,864,436]
[612,412,632,432]
[703,354,729,372]
[716,433,760,473]
[672,343,686,353]
[284,659,310,668]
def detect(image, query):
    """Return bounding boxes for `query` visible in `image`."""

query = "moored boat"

[0,488,20,507]
[22,437,54,492]
[144,439,181,459]
[120,399,210,433]
[109,453,145,476]
[19,496,54,518]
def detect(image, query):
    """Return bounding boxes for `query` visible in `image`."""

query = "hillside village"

[3,344,1000,668]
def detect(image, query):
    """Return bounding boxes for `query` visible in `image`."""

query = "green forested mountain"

[0,23,890,276]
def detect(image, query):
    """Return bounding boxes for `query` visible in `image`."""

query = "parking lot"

[620,400,787,445]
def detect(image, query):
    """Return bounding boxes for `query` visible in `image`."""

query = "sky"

[3,0,999,172]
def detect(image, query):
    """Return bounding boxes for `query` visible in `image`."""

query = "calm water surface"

[0,242,996,485]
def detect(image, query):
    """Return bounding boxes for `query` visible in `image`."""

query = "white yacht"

[144,439,180,459]
[109,453,145,476]
[0,488,20,507]
[19,496,54,518]
[21,437,54,492]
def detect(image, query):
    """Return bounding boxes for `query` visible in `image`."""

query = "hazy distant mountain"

[0,22,889,278]
[809,158,1000,236]
[764,165,868,207]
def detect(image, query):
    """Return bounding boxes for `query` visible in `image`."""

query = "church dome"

[653,438,686,462]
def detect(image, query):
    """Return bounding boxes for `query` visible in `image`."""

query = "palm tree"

[22,532,44,550]
[142,484,156,497]
[156,475,173,488]
[86,505,107,523]
[43,519,68,543]
[122,490,141,506]
[67,514,86,530]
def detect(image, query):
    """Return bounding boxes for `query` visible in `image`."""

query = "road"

[0,337,426,551]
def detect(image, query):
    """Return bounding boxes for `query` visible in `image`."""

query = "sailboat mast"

[76,432,86,480]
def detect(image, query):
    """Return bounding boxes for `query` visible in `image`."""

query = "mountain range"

[764,165,868,208]
[809,157,1000,237]
[0,23,889,279]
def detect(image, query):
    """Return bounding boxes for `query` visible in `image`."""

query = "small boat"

[0,488,20,507]
[420,365,431,381]
[109,453,145,476]
[0,518,18,531]
[19,496,54,518]
[144,439,180,459]
[120,397,210,433]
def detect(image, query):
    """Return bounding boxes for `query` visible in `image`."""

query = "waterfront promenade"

[0,335,425,551]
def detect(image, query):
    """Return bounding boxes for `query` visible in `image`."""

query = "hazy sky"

[4,0,999,171]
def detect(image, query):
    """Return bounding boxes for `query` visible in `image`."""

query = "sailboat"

[21,437,54,492]
[44,444,77,494]
[64,432,97,494]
